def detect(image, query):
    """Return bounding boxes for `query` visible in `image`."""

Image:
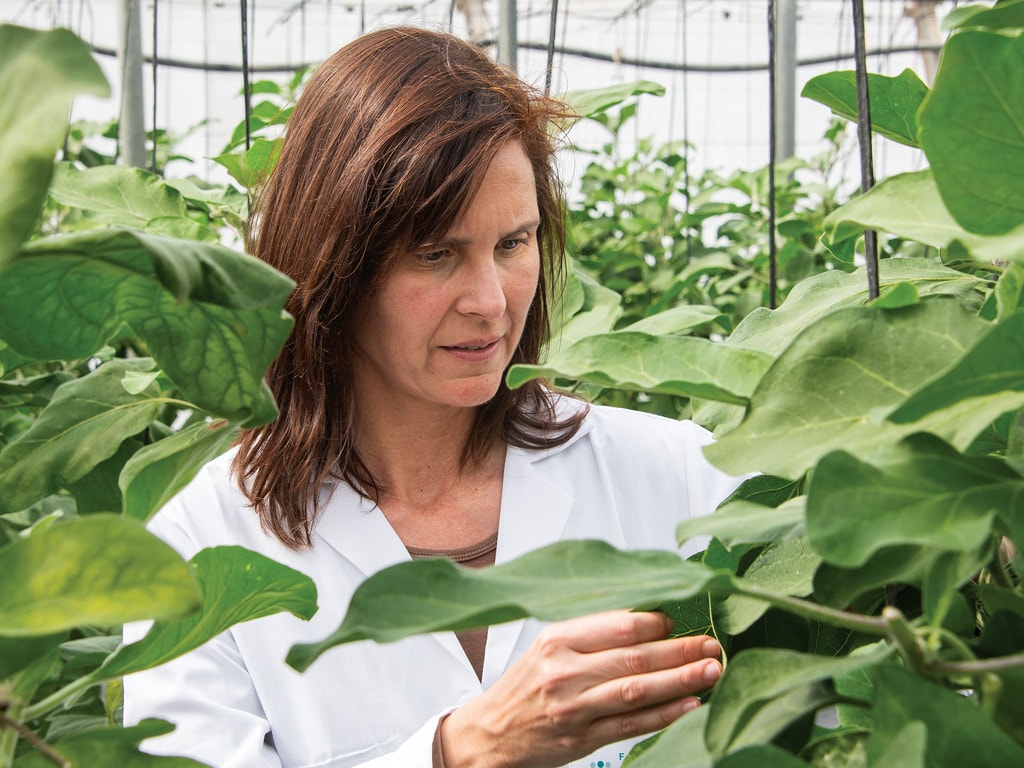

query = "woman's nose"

[455,257,508,319]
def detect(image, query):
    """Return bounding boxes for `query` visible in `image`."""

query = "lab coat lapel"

[482,445,575,686]
[314,482,480,679]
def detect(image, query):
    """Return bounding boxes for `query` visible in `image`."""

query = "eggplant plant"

[290,3,1024,766]
[0,25,317,767]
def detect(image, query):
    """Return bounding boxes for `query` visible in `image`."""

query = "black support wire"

[852,0,880,300]
[152,0,159,173]
[544,0,559,96]
[767,0,778,310]
[240,0,253,151]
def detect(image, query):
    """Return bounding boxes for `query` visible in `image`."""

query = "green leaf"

[617,305,728,336]
[704,301,988,478]
[715,258,987,359]
[96,546,317,679]
[0,515,198,635]
[508,332,772,406]
[801,69,928,148]
[824,170,1024,264]
[119,419,239,521]
[869,721,927,768]
[890,312,1024,424]
[676,497,806,551]
[0,632,63,679]
[715,745,811,768]
[943,0,1024,31]
[806,437,1017,568]
[13,719,209,767]
[919,30,1024,235]
[871,281,919,309]
[0,24,109,270]
[0,359,163,515]
[867,664,1024,765]
[717,538,820,635]
[814,546,938,608]
[621,705,712,768]
[48,163,189,228]
[705,646,889,758]
[0,229,294,423]
[212,137,283,189]
[547,266,623,352]
[563,80,666,119]
[287,540,736,671]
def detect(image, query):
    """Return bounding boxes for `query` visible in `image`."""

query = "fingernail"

[702,638,720,657]
[703,661,722,685]
[681,697,701,714]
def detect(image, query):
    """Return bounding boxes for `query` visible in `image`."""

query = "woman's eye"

[500,237,526,252]
[417,249,447,264]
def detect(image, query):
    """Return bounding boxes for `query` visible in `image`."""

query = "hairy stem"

[929,652,1024,675]
[730,584,889,634]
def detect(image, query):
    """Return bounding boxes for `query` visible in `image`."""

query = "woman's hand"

[439,609,722,768]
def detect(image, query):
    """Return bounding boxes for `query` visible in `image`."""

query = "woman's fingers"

[538,609,675,654]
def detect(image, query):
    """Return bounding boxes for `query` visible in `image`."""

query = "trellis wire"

[151,0,158,172]
[767,0,778,310]
[240,0,253,152]
[851,0,879,299]
[544,0,559,95]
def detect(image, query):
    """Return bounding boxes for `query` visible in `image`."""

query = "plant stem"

[0,712,68,768]
[929,652,1024,675]
[731,584,888,634]
[20,674,97,724]
[0,704,20,768]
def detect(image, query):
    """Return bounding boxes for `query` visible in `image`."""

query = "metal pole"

[775,0,797,160]
[498,0,517,70]
[117,0,147,168]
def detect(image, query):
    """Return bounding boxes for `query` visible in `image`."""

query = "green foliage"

[0,25,314,768]
[299,6,1024,767]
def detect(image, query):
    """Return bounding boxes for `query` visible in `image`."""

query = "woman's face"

[351,141,541,418]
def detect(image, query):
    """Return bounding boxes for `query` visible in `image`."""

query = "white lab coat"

[123,401,742,768]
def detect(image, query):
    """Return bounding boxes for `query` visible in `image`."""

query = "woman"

[124,25,740,768]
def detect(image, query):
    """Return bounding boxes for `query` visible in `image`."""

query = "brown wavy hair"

[233,25,587,548]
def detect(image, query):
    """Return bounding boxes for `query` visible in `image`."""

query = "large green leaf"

[0,24,109,270]
[717,538,820,635]
[0,229,293,423]
[96,546,317,679]
[508,332,772,405]
[49,163,193,230]
[13,719,209,767]
[622,706,712,768]
[0,515,198,635]
[715,745,814,768]
[919,30,1024,235]
[806,436,1018,568]
[710,259,986,359]
[824,170,1024,264]
[0,358,163,515]
[617,305,728,336]
[119,419,240,521]
[676,497,806,551]
[705,646,889,759]
[890,311,1024,423]
[704,301,988,478]
[287,540,736,671]
[867,664,1024,765]
[801,69,928,148]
